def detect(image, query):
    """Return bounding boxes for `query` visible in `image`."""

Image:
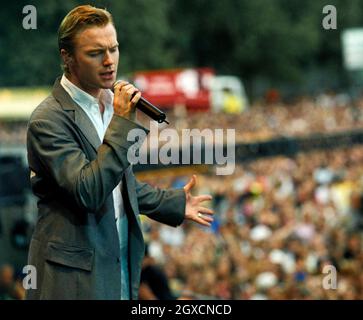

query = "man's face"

[66,23,119,97]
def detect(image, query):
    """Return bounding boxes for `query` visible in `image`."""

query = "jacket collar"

[52,77,102,151]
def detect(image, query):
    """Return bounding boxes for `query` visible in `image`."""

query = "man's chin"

[100,79,115,89]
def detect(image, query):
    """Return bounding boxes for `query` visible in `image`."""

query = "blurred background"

[2,0,363,300]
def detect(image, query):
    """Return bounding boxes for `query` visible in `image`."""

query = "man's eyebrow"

[85,43,119,51]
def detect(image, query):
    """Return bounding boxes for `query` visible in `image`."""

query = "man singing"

[26,5,214,300]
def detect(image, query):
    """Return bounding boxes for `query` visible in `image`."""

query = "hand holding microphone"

[112,80,169,124]
[112,80,140,122]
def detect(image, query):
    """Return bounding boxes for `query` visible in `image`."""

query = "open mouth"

[100,71,114,79]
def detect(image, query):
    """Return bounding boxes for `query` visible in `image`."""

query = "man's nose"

[103,50,113,66]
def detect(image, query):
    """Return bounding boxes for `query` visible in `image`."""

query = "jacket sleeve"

[27,114,149,213]
[135,179,186,227]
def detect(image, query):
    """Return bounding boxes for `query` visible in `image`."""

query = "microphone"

[112,80,169,124]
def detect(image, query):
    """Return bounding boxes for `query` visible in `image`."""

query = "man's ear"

[60,49,73,69]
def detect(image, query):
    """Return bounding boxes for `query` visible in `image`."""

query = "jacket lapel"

[52,77,102,151]
[74,108,102,150]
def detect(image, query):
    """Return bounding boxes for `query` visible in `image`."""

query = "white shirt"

[60,75,124,225]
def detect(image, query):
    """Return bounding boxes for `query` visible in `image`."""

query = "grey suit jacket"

[25,78,186,300]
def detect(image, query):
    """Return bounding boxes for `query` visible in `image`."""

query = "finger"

[113,82,129,97]
[195,217,211,227]
[198,214,214,223]
[195,195,213,202]
[114,84,132,103]
[120,84,134,94]
[113,88,121,106]
[131,91,141,105]
[198,207,214,215]
[184,175,196,193]
[186,210,212,227]
[120,85,135,108]
[126,87,139,100]
[114,80,129,91]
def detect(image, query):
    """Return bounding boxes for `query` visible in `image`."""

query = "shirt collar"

[60,74,113,109]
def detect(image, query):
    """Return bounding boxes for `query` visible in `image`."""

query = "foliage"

[1,0,363,96]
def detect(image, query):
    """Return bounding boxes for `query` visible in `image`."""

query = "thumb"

[184,175,197,193]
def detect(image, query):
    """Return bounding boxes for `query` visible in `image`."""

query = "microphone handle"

[112,80,169,124]
[136,97,169,124]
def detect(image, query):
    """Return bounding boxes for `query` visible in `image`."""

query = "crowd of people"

[145,92,363,146]
[0,122,27,146]
[1,92,363,147]
[0,264,25,300]
[2,92,363,300]
[140,146,363,299]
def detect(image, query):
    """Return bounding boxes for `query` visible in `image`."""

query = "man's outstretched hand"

[183,175,214,227]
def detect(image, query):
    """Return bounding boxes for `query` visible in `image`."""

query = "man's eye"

[110,47,118,53]
[89,52,100,57]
